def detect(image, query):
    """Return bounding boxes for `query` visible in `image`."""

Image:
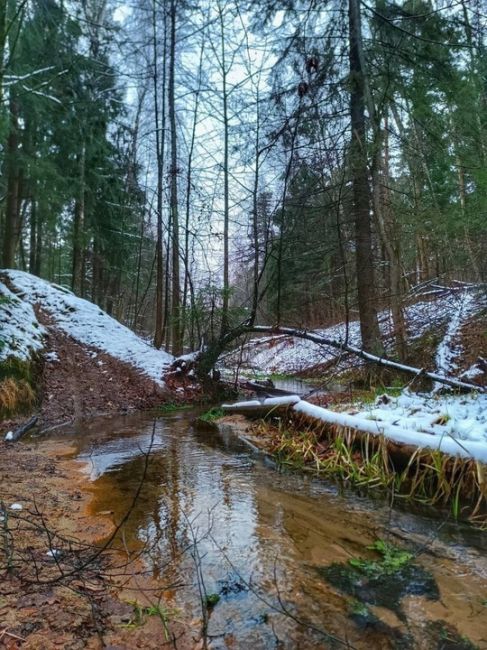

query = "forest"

[1,1,487,649]
[1,0,485,354]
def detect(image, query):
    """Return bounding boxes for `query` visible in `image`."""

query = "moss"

[348,539,413,576]
[205,593,220,609]
[318,539,439,618]
[0,357,34,384]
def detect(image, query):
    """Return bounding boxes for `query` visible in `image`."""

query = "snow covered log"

[293,400,487,463]
[249,325,485,393]
[222,395,301,418]
[223,392,487,463]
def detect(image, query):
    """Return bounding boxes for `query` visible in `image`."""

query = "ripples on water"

[56,412,487,649]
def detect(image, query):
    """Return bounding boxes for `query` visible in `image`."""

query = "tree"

[348,0,382,353]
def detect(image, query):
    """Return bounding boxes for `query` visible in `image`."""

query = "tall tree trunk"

[34,204,42,276]
[152,0,166,349]
[456,157,481,282]
[72,145,86,294]
[182,29,205,341]
[29,197,36,273]
[0,0,7,108]
[169,0,182,355]
[370,116,407,360]
[348,0,382,353]
[2,96,20,268]
[218,2,230,337]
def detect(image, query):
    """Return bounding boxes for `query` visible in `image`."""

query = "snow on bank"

[0,280,45,363]
[226,391,487,462]
[223,289,486,376]
[3,270,173,385]
[295,396,487,463]
[434,291,478,386]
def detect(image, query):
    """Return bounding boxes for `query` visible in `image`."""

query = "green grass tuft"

[199,407,224,422]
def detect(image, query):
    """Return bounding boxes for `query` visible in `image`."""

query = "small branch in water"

[5,415,38,442]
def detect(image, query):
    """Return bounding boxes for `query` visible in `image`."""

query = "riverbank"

[0,435,196,649]
[2,411,487,649]
[217,387,487,525]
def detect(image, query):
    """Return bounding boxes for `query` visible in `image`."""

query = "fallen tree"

[221,395,486,521]
[195,323,484,393]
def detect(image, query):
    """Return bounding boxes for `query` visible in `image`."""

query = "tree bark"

[72,145,86,294]
[219,2,230,337]
[168,0,182,355]
[348,0,382,353]
[152,0,166,350]
[2,96,21,268]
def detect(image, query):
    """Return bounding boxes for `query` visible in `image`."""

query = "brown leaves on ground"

[36,310,170,428]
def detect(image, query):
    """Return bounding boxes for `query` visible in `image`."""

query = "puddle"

[46,411,487,649]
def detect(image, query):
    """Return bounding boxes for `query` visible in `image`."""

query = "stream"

[51,411,487,649]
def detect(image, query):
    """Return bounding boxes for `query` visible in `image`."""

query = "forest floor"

[0,436,199,648]
[1,309,204,435]
[33,310,170,427]
[0,329,203,648]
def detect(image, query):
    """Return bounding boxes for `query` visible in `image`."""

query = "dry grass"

[253,413,487,525]
[0,377,36,418]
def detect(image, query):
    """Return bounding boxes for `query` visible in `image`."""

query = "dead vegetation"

[247,409,487,525]
[0,378,36,419]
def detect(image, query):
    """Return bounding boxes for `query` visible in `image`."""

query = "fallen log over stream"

[222,395,300,418]
[248,326,485,393]
[222,396,487,519]
[222,396,487,463]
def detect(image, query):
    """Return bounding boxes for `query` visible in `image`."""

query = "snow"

[0,280,45,363]
[225,389,487,462]
[3,270,173,385]
[461,365,484,379]
[4,431,13,441]
[223,289,486,377]
[294,392,487,463]
[222,395,301,409]
[10,503,23,511]
[433,291,478,386]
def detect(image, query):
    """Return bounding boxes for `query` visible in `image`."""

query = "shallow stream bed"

[46,411,487,649]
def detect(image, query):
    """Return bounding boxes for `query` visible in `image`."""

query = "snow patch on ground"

[354,391,487,445]
[0,280,45,363]
[223,290,486,377]
[3,270,173,385]
[433,292,478,385]
[295,393,487,463]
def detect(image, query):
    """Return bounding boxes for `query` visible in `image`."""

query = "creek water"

[56,411,487,649]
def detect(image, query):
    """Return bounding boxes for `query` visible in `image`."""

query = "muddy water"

[56,412,487,649]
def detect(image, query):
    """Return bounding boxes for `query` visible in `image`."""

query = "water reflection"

[54,412,487,649]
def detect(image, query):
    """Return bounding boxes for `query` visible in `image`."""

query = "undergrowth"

[0,357,40,419]
[199,407,225,422]
[0,378,36,418]
[254,416,487,524]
